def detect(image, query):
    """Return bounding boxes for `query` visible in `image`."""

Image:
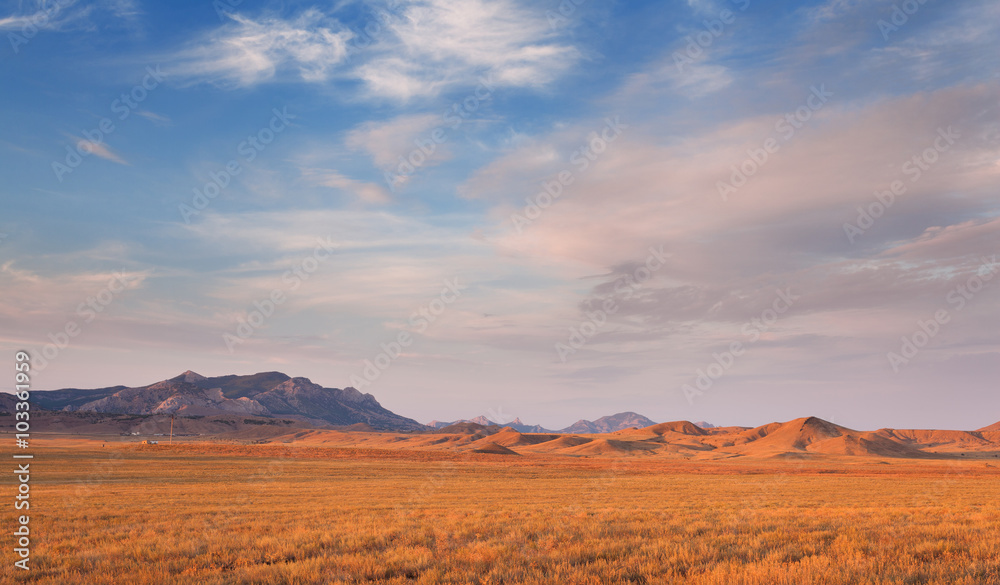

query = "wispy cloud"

[165,0,582,99]
[343,113,452,185]
[76,138,128,165]
[0,0,139,33]
[301,168,392,204]
[626,59,734,99]
[464,82,1000,339]
[357,0,582,100]
[135,110,171,126]
[0,0,86,32]
[168,9,351,88]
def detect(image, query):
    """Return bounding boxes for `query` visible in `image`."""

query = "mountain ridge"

[32,371,425,431]
[428,411,662,434]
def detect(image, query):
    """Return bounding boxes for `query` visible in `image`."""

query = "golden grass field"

[3,436,1000,584]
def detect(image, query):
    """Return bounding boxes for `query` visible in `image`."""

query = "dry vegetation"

[3,438,1000,584]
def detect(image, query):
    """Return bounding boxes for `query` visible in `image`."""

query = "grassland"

[3,437,1000,584]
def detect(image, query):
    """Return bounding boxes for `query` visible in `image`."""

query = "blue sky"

[1,0,999,430]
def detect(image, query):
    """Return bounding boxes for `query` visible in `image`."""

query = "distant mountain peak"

[429,416,550,433]
[174,370,207,383]
[560,412,657,434]
[339,386,370,403]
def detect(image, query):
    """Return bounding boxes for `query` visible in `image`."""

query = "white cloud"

[167,0,582,99]
[0,0,139,34]
[0,0,83,31]
[360,0,581,99]
[169,10,351,87]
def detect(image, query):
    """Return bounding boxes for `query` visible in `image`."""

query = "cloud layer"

[168,0,582,99]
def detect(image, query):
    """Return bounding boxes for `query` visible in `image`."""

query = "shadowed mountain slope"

[29,371,425,431]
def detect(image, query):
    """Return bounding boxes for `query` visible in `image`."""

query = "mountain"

[31,384,129,411]
[32,371,425,431]
[694,421,717,429]
[560,412,657,434]
[428,416,552,433]
[0,392,17,414]
[978,421,1000,432]
[430,411,662,434]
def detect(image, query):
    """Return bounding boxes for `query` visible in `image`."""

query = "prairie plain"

[3,433,1000,585]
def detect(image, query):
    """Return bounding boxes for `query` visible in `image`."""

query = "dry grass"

[3,438,1000,584]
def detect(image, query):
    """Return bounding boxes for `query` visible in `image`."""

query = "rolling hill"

[193,416,1000,461]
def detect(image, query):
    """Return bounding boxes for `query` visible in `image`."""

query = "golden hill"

[13,411,1000,461]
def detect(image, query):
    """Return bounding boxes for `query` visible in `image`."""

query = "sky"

[1,0,998,431]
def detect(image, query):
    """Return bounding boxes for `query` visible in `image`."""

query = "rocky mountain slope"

[29,371,425,431]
